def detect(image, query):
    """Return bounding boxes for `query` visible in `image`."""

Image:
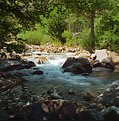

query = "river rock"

[78,52,91,58]
[32,70,44,75]
[26,103,50,121]
[93,67,112,72]
[0,60,36,72]
[95,49,108,62]
[17,61,36,70]
[11,113,28,121]
[62,57,92,74]
[0,59,21,69]
[50,92,63,100]
[42,99,77,120]
[107,51,119,63]
[96,84,119,106]
[0,109,9,121]
[79,109,104,121]
[101,57,114,70]
[82,92,94,101]
[101,106,119,121]
[38,56,49,64]
[114,64,119,72]
[93,60,102,68]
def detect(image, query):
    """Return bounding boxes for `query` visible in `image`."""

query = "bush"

[7,39,26,53]
[18,24,51,45]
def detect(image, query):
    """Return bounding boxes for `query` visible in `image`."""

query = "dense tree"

[0,0,49,48]
[2,0,119,52]
[96,0,119,51]
[63,0,110,50]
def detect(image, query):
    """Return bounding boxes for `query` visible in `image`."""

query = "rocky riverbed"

[0,45,119,121]
[0,70,119,121]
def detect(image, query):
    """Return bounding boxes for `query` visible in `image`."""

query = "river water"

[13,52,119,101]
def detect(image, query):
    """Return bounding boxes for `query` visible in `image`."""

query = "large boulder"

[32,70,44,75]
[0,60,36,72]
[25,100,76,120]
[0,109,9,121]
[79,109,104,121]
[107,51,119,72]
[107,51,119,63]
[101,57,114,70]
[101,106,119,121]
[93,57,114,71]
[27,103,49,121]
[95,49,108,62]
[62,57,92,74]
[0,59,21,69]
[42,100,76,120]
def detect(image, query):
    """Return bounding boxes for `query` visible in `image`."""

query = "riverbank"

[0,68,119,121]
[0,45,119,121]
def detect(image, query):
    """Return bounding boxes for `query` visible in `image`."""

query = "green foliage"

[50,39,62,46]
[96,0,119,51]
[62,30,78,46]
[18,24,51,45]
[62,30,71,42]
[7,39,26,53]
[1,0,119,52]
[40,6,68,44]
[78,29,92,49]
[0,0,49,48]
[63,0,110,50]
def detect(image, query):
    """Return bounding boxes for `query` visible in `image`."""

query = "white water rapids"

[12,52,119,97]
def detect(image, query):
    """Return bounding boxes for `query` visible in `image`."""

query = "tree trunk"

[90,13,95,51]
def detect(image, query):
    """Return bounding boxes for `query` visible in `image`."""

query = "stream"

[12,52,119,101]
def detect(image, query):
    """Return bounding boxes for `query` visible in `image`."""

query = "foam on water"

[20,54,105,88]
[12,52,119,91]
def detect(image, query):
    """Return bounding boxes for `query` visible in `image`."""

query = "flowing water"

[13,52,119,101]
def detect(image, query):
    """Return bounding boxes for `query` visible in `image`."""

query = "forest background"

[1,0,119,53]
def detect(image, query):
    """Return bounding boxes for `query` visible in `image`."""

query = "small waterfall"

[23,53,106,87]
[12,52,119,95]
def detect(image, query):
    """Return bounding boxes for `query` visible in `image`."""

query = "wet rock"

[96,84,119,106]
[79,109,105,121]
[38,57,49,64]
[0,59,21,72]
[27,103,49,121]
[32,70,44,75]
[93,67,112,72]
[62,57,92,74]
[93,61,102,68]
[11,113,27,121]
[82,92,94,102]
[17,61,36,70]
[0,79,22,92]
[0,64,21,72]
[68,89,76,95]
[101,106,119,121]
[0,60,36,72]
[50,92,63,100]
[0,109,9,121]
[47,87,54,95]
[0,83,41,116]
[101,57,114,70]
[114,64,119,72]
[42,100,77,120]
